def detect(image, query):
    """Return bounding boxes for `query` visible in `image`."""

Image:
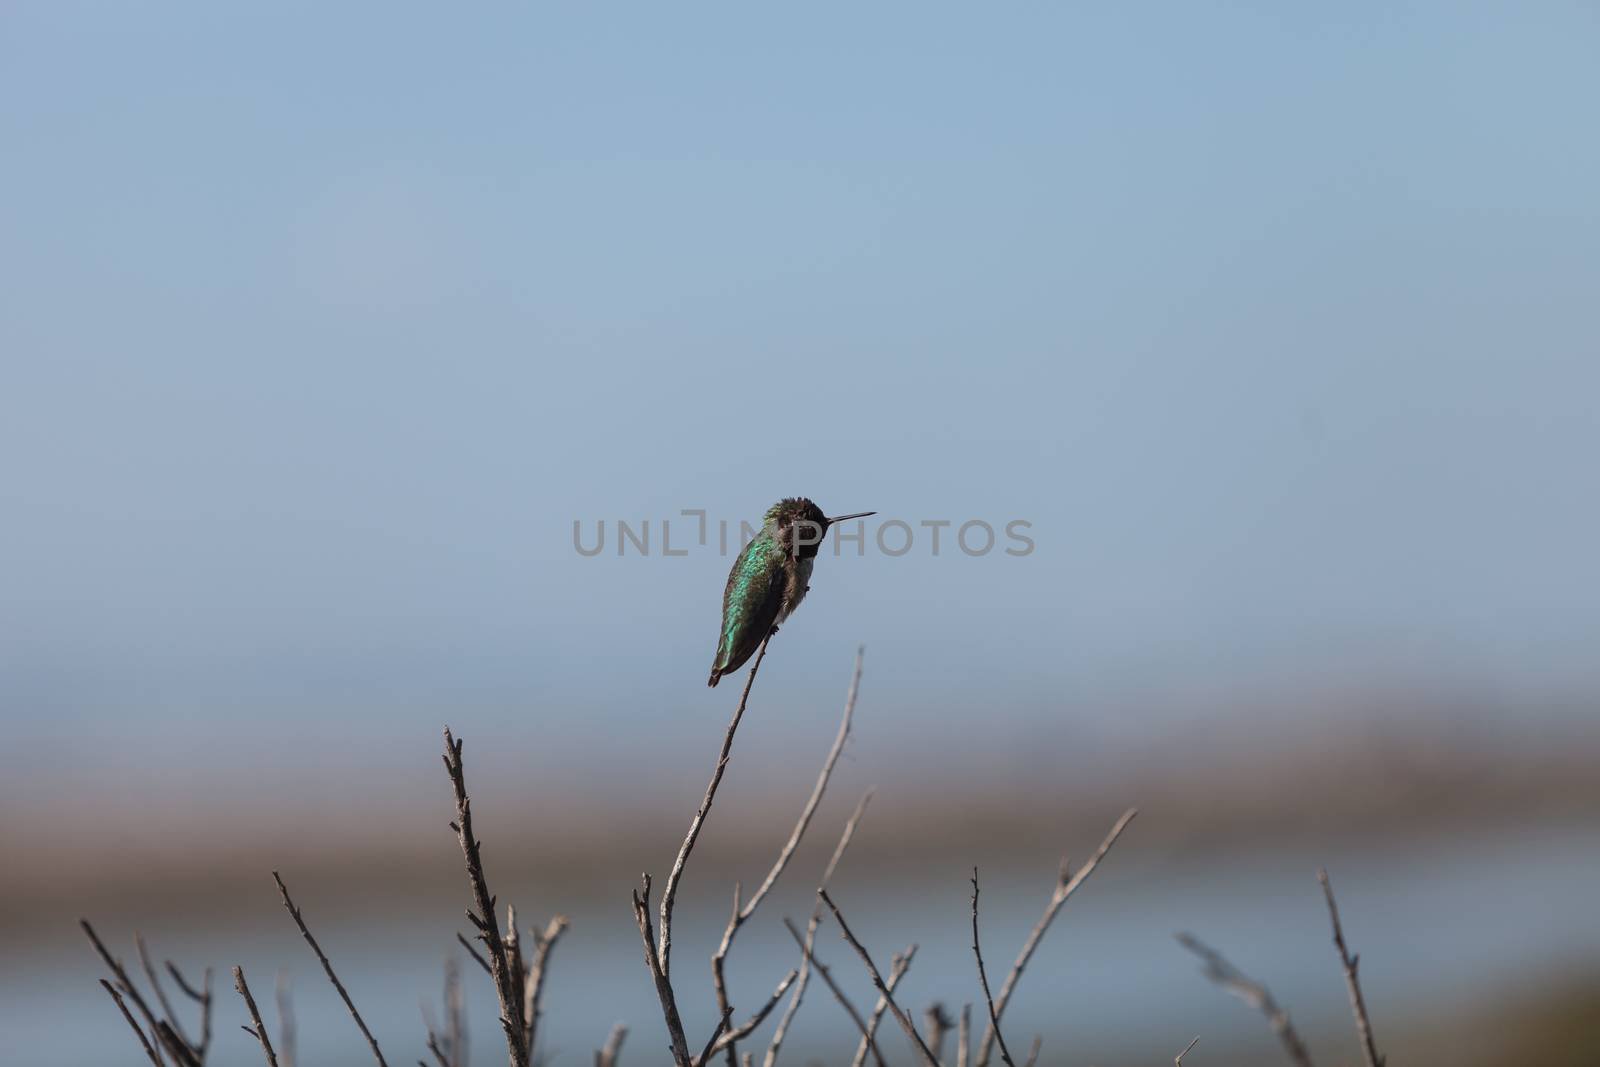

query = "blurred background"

[3,4,1599,1065]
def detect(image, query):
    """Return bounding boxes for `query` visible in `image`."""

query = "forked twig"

[818,890,939,1066]
[442,728,529,1067]
[1319,870,1384,1067]
[632,874,693,1066]
[975,808,1138,1066]
[1177,933,1314,1067]
[272,871,389,1067]
[713,647,863,1063]
[971,871,1017,1067]
[232,967,281,1067]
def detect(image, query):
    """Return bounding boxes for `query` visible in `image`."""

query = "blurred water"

[11,825,1598,1066]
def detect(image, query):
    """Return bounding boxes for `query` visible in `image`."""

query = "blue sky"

[3,4,1599,782]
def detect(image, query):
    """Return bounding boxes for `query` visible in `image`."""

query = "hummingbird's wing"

[708,536,786,686]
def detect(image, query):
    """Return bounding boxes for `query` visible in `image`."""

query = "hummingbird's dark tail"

[707,667,723,687]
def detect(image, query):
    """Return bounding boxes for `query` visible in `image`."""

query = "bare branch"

[1319,870,1384,1067]
[713,648,862,1062]
[971,872,1017,1067]
[272,871,390,1067]
[1175,1035,1200,1065]
[102,979,165,1067]
[850,947,917,1067]
[659,633,773,977]
[975,808,1138,1066]
[595,1023,628,1067]
[232,967,280,1067]
[632,874,693,1066]
[764,789,875,1067]
[441,728,529,1067]
[523,914,570,1060]
[956,1004,971,1067]
[780,918,884,1066]
[1177,933,1314,1067]
[818,890,939,1066]
[1021,1035,1042,1067]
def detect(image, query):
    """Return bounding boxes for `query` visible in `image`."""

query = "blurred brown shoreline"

[8,715,1597,944]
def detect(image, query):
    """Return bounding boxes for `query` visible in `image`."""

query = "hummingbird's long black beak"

[824,511,875,524]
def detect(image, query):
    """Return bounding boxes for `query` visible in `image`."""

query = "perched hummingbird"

[707,497,875,687]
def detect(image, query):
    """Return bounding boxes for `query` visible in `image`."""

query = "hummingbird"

[707,497,875,687]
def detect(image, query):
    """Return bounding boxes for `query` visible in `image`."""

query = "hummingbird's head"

[764,497,875,559]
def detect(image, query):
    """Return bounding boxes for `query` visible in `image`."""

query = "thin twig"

[456,933,492,977]
[1022,1035,1042,1067]
[957,1004,971,1067]
[523,914,570,1060]
[850,946,917,1067]
[102,979,165,1067]
[442,727,529,1067]
[971,872,1017,1067]
[1175,1035,1200,1065]
[232,967,281,1067]
[1177,933,1315,1067]
[166,962,214,1064]
[137,934,193,1055]
[713,647,863,1063]
[632,874,693,1066]
[595,1023,628,1067]
[1319,870,1384,1067]
[975,808,1138,1067]
[83,921,198,1067]
[780,918,884,1066]
[701,970,800,1062]
[764,789,875,1067]
[819,890,939,1066]
[696,1009,735,1067]
[272,871,390,1067]
[659,632,773,977]
[423,956,467,1067]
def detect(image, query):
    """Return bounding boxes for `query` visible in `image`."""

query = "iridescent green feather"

[708,532,786,685]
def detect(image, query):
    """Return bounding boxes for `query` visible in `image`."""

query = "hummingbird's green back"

[707,531,787,686]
